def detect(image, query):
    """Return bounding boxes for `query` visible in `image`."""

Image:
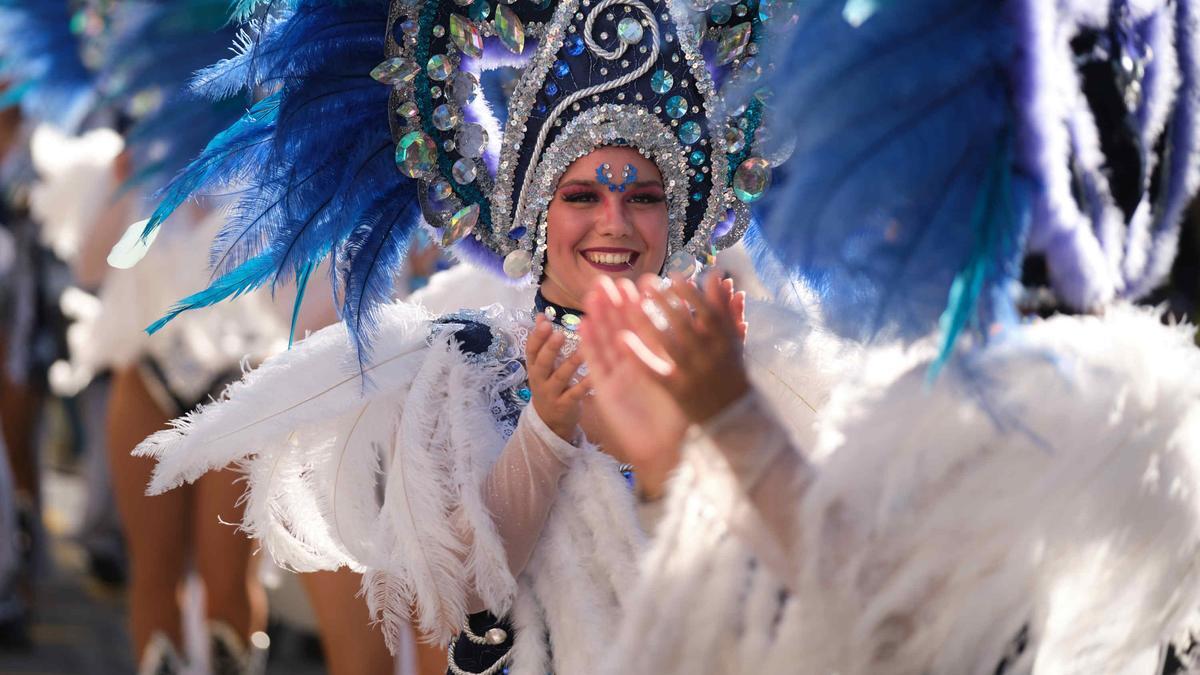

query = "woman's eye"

[628,193,665,204]
[560,191,599,203]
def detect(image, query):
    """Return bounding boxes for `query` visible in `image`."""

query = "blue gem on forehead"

[565,34,585,56]
[596,163,638,192]
[553,60,570,78]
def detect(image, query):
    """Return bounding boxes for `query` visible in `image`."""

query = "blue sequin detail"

[508,225,527,240]
[517,387,532,402]
[544,81,559,97]
[534,101,547,115]
[565,35,585,56]
[691,191,704,202]
[689,149,706,166]
[553,60,570,78]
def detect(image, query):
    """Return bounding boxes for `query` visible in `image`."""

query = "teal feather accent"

[145,253,276,335]
[288,261,314,347]
[927,133,1015,383]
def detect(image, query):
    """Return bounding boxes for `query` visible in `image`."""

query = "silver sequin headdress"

[377,0,784,281]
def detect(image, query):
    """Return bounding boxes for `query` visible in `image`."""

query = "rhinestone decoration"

[443,203,480,246]
[431,180,454,201]
[494,5,526,54]
[688,148,706,166]
[553,59,570,78]
[503,249,533,279]
[449,14,483,58]
[616,17,644,44]
[663,250,697,277]
[395,100,419,121]
[565,34,585,56]
[650,69,673,94]
[678,121,702,145]
[716,23,752,65]
[447,71,479,106]
[432,104,459,131]
[426,54,452,81]
[710,4,732,24]
[467,0,490,21]
[456,123,489,159]
[664,95,687,119]
[370,57,419,86]
[732,156,771,202]
[484,628,508,645]
[452,158,477,184]
[724,126,746,153]
[395,131,437,178]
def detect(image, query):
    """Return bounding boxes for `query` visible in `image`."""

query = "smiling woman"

[541,147,670,308]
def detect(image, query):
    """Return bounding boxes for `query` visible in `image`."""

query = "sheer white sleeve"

[683,389,812,583]
[470,403,582,611]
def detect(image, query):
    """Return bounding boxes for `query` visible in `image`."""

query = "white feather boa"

[613,305,1200,675]
[135,301,643,671]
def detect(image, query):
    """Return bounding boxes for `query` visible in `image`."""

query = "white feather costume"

[133,301,653,673]
[611,306,1200,675]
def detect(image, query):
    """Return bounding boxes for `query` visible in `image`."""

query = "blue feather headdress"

[0,0,97,130]
[140,0,786,366]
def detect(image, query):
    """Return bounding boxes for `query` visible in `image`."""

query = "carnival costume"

[125,0,796,672]
[603,1,1200,674]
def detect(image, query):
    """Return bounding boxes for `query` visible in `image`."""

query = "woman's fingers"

[530,327,565,381]
[563,375,592,403]
[548,350,585,392]
[526,315,551,364]
[617,329,674,379]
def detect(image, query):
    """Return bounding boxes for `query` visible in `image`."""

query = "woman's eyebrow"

[555,178,665,189]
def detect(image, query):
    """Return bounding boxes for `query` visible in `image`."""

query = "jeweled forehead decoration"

[374,0,788,281]
[596,163,638,192]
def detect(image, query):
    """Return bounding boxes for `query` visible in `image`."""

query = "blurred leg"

[107,366,190,655]
[300,569,397,675]
[193,466,266,642]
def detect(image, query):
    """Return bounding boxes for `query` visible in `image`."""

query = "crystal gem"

[427,54,452,81]
[534,101,547,115]
[679,121,702,145]
[449,15,483,58]
[432,180,453,201]
[736,4,748,16]
[691,192,703,202]
[447,71,478,106]
[561,313,581,329]
[431,104,459,131]
[484,628,508,645]
[650,69,673,94]
[689,149,706,166]
[545,81,559,97]
[467,0,490,21]
[396,131,437,178]
[517,386,532,402]
[433,25,445,38]
[443,203,480,246]
[665,95,688,119]
[508,226,527,240]
[370,57,419,86]
[724,126,746,153]
[443,139,456,152]
[456,123,489,158]
[617,17,644,44]
[452,158,477,184]
[494,5,525,54]
[565,34,585,56]
[664,250,697,277]
[716,23,752,65]
[544,306,557,320]
[553,60,570,78]
[733,157,771,202]
[395,101,419,120]
[710,4,732,24]
[740,56,763,81]
[690,0,716,10]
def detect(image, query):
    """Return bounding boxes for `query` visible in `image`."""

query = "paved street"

[0,470,328,675]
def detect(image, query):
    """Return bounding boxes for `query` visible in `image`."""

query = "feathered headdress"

[136,0,786,363]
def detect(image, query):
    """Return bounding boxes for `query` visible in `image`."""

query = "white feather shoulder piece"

[616,304,1200,675]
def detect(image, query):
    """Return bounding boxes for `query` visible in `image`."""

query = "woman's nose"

[595,193,632,236]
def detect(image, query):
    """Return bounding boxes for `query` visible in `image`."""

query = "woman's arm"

[581,273,813,580]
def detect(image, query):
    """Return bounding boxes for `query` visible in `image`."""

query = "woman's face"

[540,146,669,306]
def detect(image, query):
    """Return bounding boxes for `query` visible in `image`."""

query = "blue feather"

[0,0,95,130]
[288,260,314,347]
[752,0,1028,352]
[147,1,425,364]
[146,252,276,335]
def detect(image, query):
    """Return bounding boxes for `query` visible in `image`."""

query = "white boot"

[137,632,185,675]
